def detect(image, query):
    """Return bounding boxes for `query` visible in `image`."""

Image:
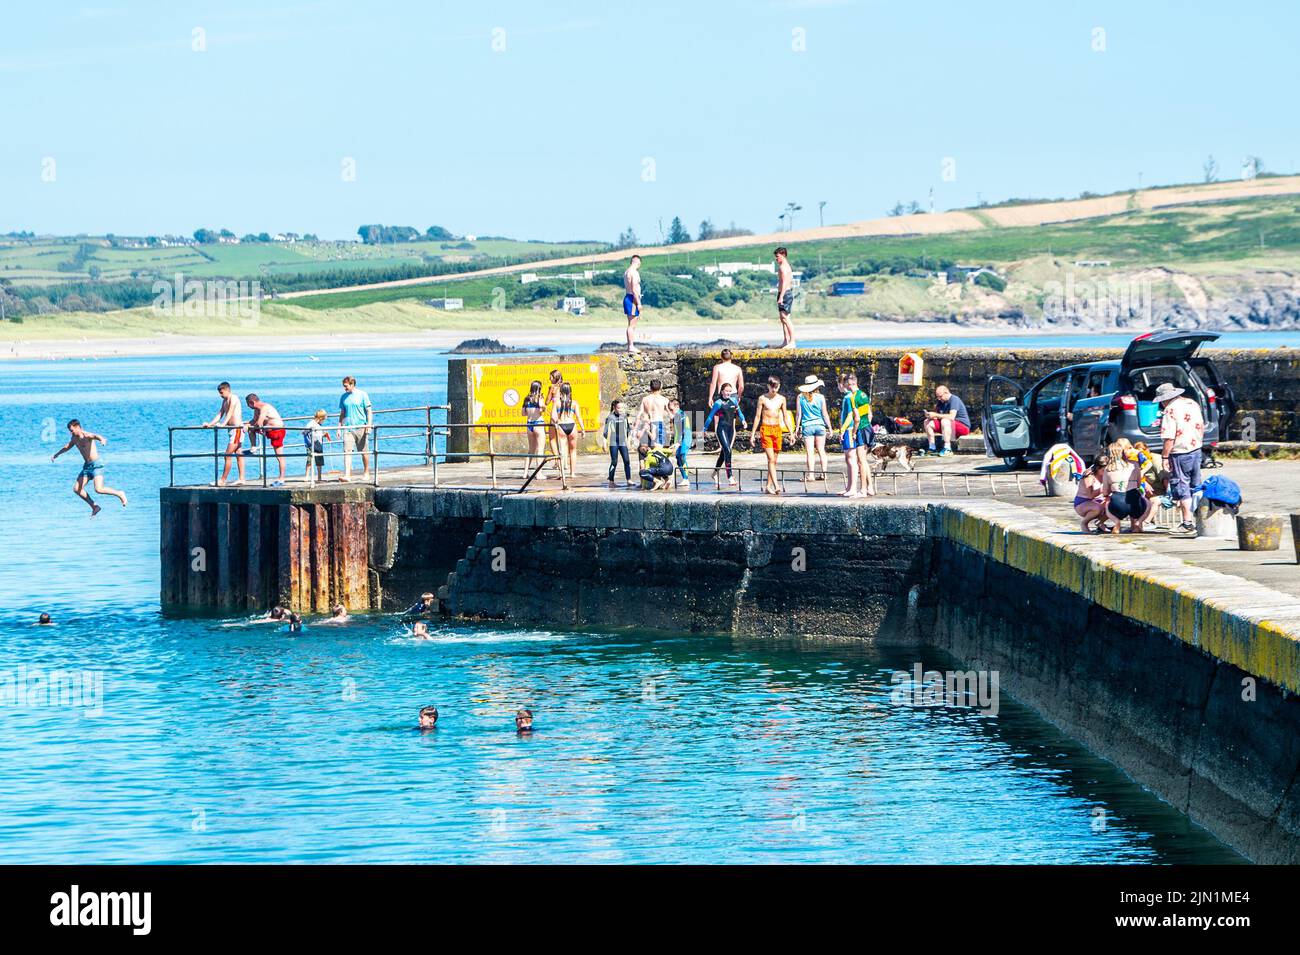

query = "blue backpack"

[1196,475,1242,510]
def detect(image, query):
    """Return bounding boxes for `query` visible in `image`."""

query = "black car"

[982,331,1235,468]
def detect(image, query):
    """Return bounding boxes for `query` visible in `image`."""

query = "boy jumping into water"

[51,419,128,516]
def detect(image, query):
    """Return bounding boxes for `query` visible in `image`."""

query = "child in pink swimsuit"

[1074,458,1109,533]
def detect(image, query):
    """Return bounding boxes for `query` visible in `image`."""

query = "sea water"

[0,347,1244,862]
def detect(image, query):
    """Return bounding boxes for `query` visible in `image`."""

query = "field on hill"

[0,235,609,288]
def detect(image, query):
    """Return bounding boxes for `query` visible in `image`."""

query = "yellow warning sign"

[470,361,602,433]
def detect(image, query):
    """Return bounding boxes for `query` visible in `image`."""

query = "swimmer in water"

[317,604,350,625]
[515,708,534,733]
[412,621,432,640]
[287,612,304,633]
[37,612,52,626]
[254,605,287,624]
[403,592,435,617]
[418,705,439,730]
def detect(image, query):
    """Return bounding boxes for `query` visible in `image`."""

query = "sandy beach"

[0,319,1027,361]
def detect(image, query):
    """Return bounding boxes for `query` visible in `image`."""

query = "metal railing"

[167,406,564,492]
[648,463,1041,497]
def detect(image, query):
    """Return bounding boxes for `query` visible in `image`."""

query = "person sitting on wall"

[638,443,678,490]
[922,384,971,456]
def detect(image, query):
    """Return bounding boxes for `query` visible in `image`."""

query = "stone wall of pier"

[613,347,1300,443]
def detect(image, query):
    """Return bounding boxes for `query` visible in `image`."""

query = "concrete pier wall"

[370,488,507,610]
[444,496,930,637]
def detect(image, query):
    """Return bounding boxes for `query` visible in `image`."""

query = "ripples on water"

[0,348,1245,863]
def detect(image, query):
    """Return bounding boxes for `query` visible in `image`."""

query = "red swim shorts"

[265,428,287,449]
[760,424,784,452]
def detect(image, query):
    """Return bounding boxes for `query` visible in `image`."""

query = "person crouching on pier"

[1074,458,1110,533]
[638,442,677,490]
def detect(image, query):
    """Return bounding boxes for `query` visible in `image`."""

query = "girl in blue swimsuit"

[522,379,545,463]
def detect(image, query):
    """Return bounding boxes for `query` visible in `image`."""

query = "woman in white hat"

[795,375,831,482]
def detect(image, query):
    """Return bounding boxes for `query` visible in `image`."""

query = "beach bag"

[1196,475,1242,511]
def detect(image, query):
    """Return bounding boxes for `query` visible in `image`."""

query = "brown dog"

[869,444,915,473]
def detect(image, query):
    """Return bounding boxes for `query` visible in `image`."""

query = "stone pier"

[159,485,374,615]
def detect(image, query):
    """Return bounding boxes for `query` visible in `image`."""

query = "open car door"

[982,374,1031,464]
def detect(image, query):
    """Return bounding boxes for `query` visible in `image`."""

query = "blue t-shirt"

[339,388,372,427]
[937,394,970,429]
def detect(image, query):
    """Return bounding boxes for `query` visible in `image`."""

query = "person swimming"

[287,612,304,634]
[404,592,435,617]
[318,604,350,625]
[37,612,52,626]
[411,621,432,640]
[515,708,534,733]
[253,605,287,624]
[419,705,439,730]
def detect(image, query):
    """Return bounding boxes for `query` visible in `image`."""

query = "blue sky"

[3,1,1297,241]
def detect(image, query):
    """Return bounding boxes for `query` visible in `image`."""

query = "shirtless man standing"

[246,393,288,486]
[774,246,796,349]
[202,380,245,486]
[749,376,790,494]
[637,378,671,447]
[706,348,745,407]
[623,255,643,354]
[51,419,128,517]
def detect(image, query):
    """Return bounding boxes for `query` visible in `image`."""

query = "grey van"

[982,331,1235,468]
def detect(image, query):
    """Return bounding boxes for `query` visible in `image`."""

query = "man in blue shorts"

[51,419,129,517]
[623,255,643,354]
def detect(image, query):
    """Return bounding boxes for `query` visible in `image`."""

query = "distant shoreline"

[0,319,1026,361]
[4,319,1298,362]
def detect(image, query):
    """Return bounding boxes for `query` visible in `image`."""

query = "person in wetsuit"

[703,381,747,487]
